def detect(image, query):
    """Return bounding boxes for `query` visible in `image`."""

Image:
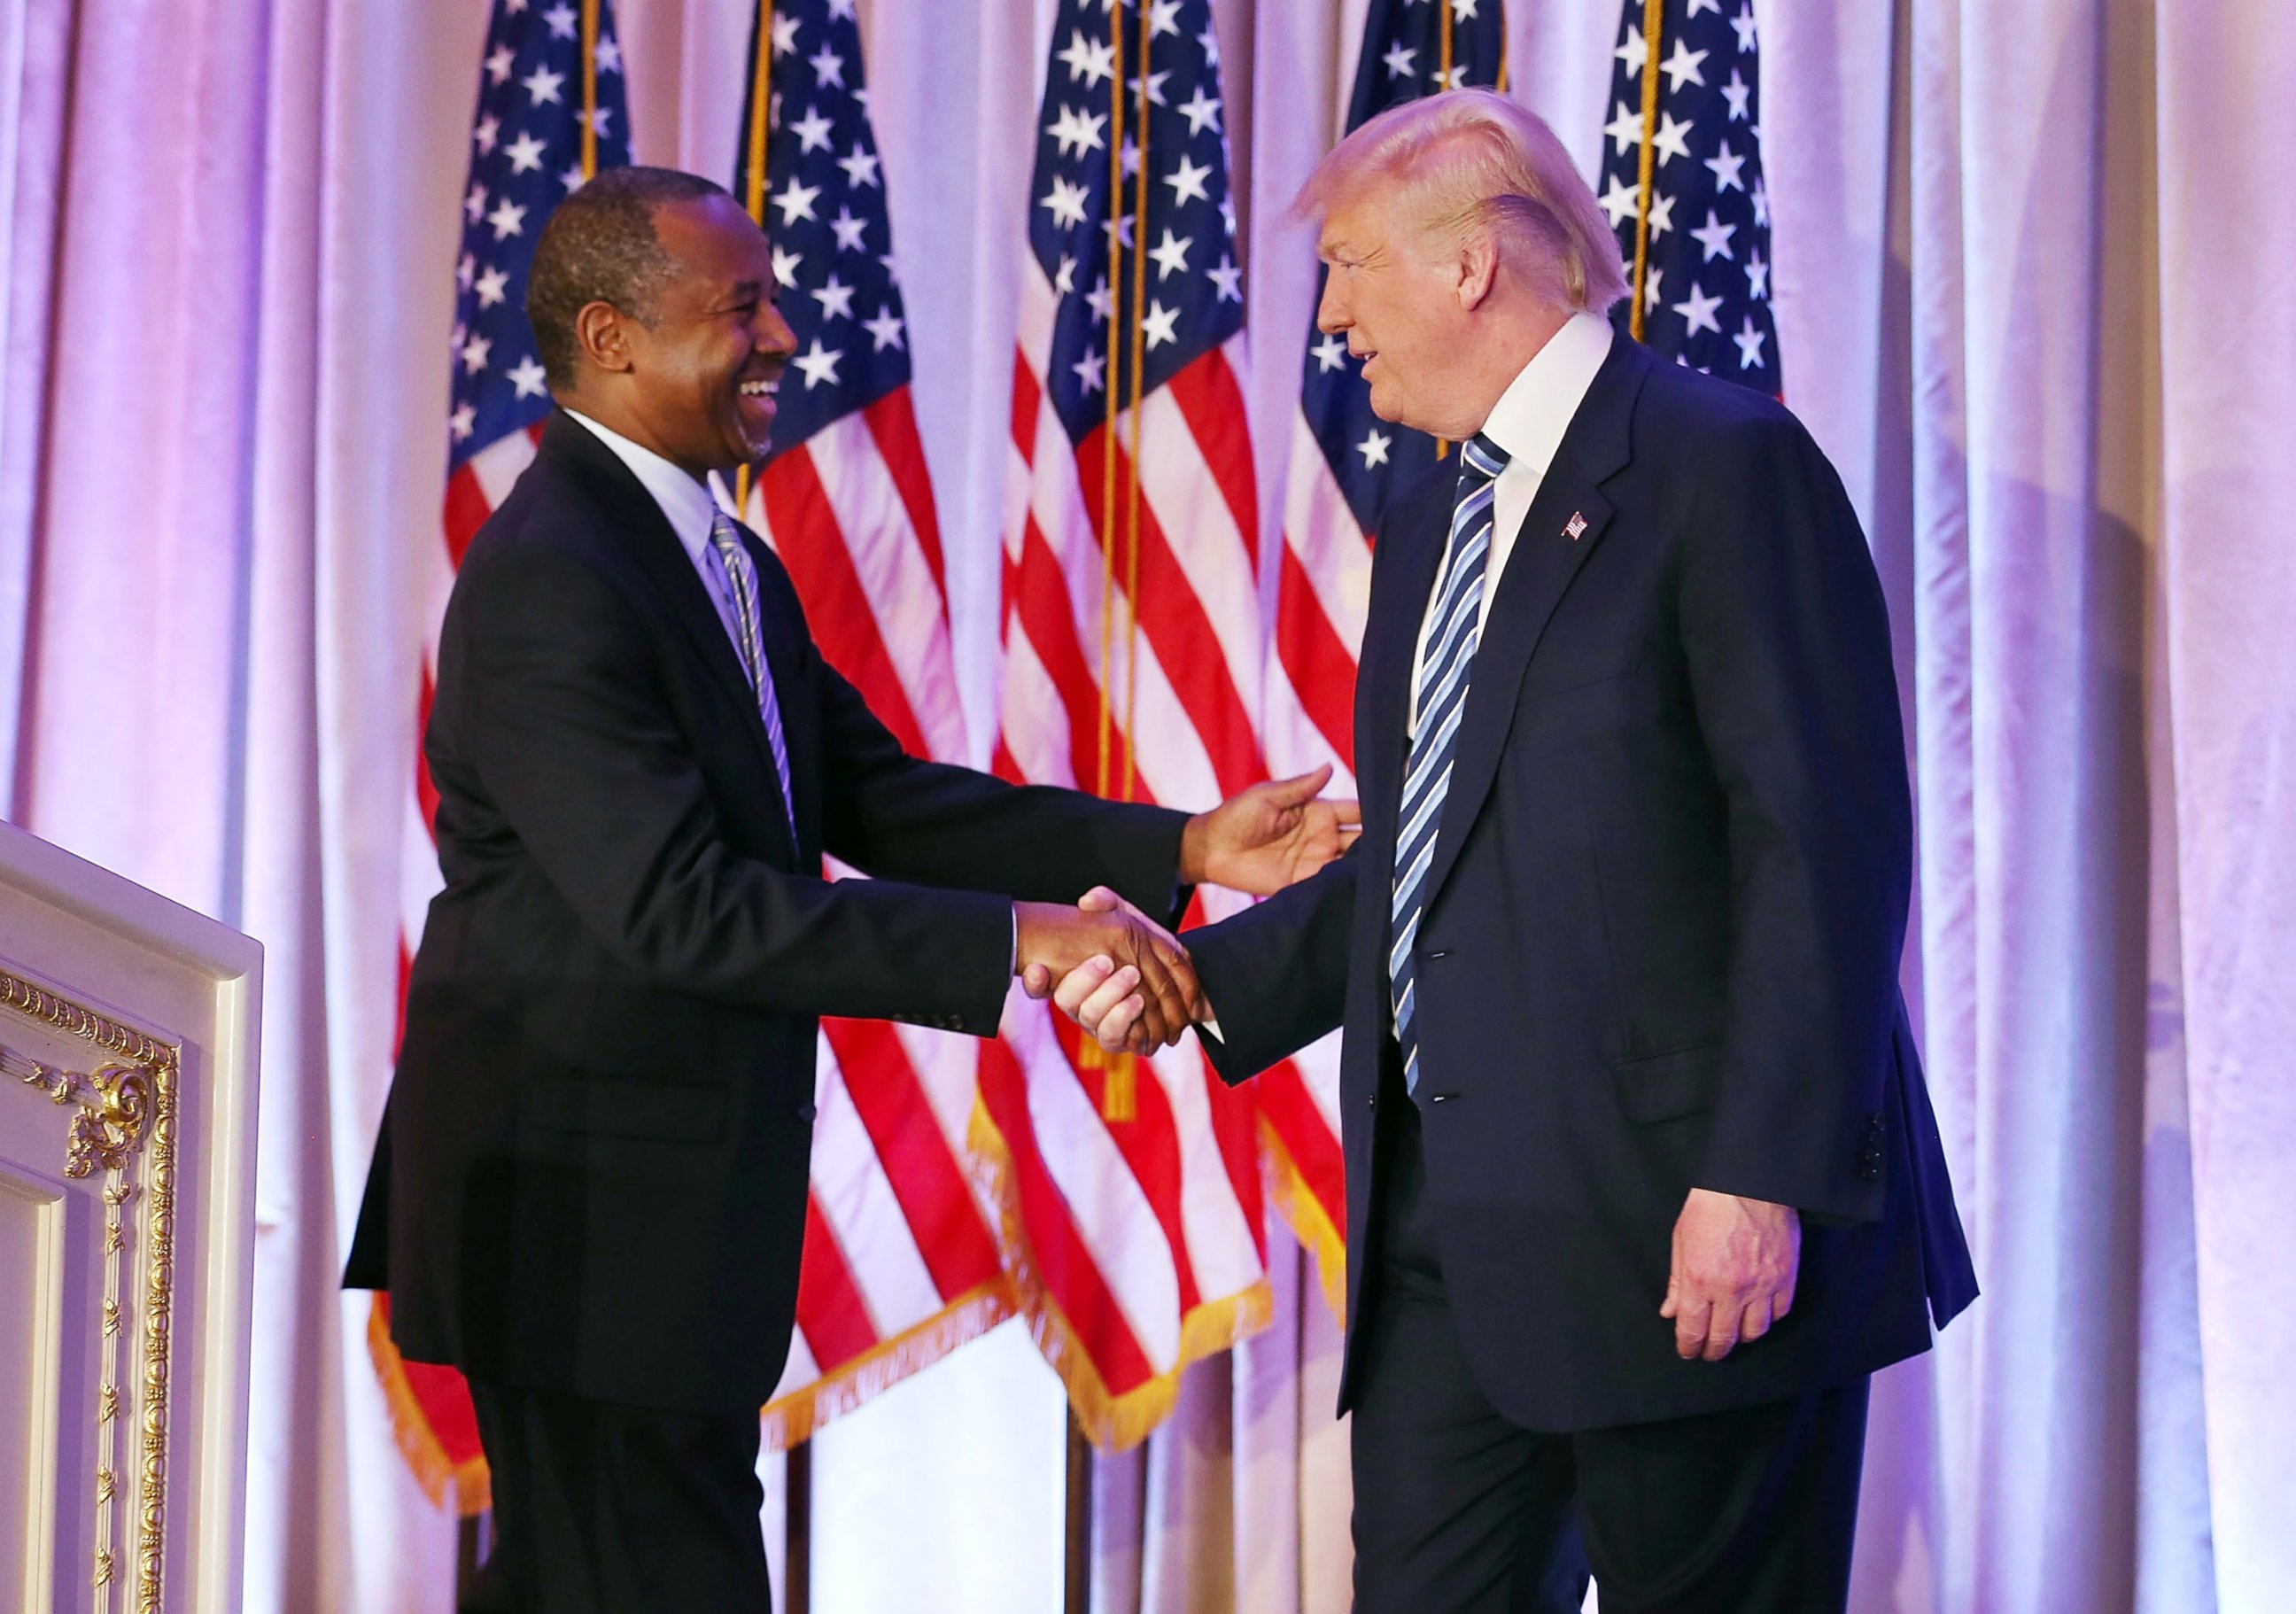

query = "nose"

[1315,273,1351,337]
[755,298,797,359]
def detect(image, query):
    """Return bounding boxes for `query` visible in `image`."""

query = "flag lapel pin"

[1563,511,1588,541]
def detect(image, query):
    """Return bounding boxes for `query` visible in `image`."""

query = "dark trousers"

[462,1380,773,1614]
[1351,1101,1869,1614]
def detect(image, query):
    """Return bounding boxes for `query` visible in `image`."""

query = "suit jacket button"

[798,1102,818,1122]
[1367,1092,1377,1110]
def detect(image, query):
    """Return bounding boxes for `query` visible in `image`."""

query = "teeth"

[740,380,778,397]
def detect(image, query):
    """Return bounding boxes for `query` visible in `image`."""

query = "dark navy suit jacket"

[345,412,1187,1412]
[1188,337,1976,1432]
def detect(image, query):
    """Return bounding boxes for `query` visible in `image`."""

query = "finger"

[1702,1307,1743,1362]
[1329,796,1363,827]
[1673,1294,1712,1360]
[1077,884,1121,914]
[1074,966,1143,1036]
[1659,1271,1680,1320]
[1773,1280,1796,1321]
[1738,1294,1774,1344]
[1093,994,1146,1054]
[1052,957,1123,1020]
[1129,939,1196,1046]
[1021,963,1053,999]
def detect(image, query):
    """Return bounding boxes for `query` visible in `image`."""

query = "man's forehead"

[1316,196,1388,259]
[654,198,771,281]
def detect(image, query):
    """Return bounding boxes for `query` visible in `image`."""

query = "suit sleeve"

[1676,411,1912,1222]
[453,539,1015,1033]
[1181,844,1359,1085]
[755,549,1191,923]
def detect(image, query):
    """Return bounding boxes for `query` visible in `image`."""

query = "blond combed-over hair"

[1296,89,1629,315]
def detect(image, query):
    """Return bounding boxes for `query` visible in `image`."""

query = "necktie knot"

[1457,432,1509,492]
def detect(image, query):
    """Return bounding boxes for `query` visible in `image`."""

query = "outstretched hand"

[1015,888,1200,1054]
[1180,764,1361,896]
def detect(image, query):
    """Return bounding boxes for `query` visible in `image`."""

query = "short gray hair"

[525,166,733,388]
[1296,89,1628,314]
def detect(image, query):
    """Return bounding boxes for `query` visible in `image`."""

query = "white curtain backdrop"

[0,1,2289,1610]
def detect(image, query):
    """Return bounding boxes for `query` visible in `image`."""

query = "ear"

[1455,234,1500,313]
[573,299,636,376]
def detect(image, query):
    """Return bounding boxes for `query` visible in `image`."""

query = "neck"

[1447,299,1576,438]
[558,386,710,483]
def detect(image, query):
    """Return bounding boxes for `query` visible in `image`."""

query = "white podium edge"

[0,822,262,1614]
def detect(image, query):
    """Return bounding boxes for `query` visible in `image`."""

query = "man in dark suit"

[1051,92,1977,1612]
[343,166,1350,1611]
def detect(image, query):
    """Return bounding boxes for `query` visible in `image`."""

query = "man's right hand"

[1013,889,1199,1053]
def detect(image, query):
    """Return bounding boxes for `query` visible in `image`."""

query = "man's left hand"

[1180,764,1361,896]
[1661,1188,1801,1362]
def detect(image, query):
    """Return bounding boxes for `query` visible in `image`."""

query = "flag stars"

[1198,23,1220,70]
[1053,254,1078,294]
[1146,0,1183,36]
[1614,25,1648,81]
[1164,154,1213,207]
[1383,43,1418,80]
[1643,264,1664,313]
[594,37,622,75]
[1059,30,1116,89]
[1660,38,1709,92]
[1041,175,1091,230]
[1311,333,1349,374]
[830,206,869,254]
[838,144,880,189]
[523,65,564,106]
[1722,67,1753,121]
[1073,348,1106,395]
[1733,314,1767,371]
[450,402,477,442]
[1206,253,1242,304]
[1453,0,1483,18]
[457,252,477,290]
[1745,246,1769,300]
[507,355,549,398]
[504,131,548,174]
[1357,429,1392,468]
[1157,227,1193,281]
[1128,69,1171,108]
[1690,209,1737,261]
[542,4,575,39]
[1705,139,1747,192]
[1141,299,1180,349]
[1733,5,1760,54]
[773,179,822,225]
[485,45,516,85]
[791,105,835,154]
[1672,282,1724,337]
[460,332,493,373]
[772,244,803,289]
[1101,212,1135,252]
[561,162,588,192]
[1648,191,1676,237]
[465,182,489,223]
[794,339,843,389]
[1176,86,1222,136]
[1121,136,1142,180]
[863,307,906,353]
[1598,175,1640,227]
[579,105,612,138]
[486,198,528,240]
[474,115,500,154]
[810,45,845,89]
[1750,176,1770,228]
[1086,275,1115,325]
[812,275,857,322]
[771,12,801,57]
[1047,105,1107,160]
[475,264,511,307]
[1652,110,1694,166]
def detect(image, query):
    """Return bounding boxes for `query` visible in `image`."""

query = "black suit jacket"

[344,412,1187,1412]
[1187,338,1976,1432]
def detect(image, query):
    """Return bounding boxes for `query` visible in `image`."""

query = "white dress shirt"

[1408,311,1614,732]
[564,408,749,656]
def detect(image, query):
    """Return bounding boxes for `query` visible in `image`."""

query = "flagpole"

[737,2,775,516]
[1629,0,1665,338]
[1064,1412,1093,1614]
[579,0,600,180]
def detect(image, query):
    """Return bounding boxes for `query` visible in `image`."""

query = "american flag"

[1261,0,1509,1321]
[727,0,1020,1448]
[1596,0,1779,388]
[987,0,1273,1448]
[371,0,632,1514]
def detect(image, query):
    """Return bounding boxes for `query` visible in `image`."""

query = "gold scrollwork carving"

[0,962,180,1614]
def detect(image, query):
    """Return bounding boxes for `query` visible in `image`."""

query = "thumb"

[1660,1272,1680,1319]
[1078,885,1121,913]
[1261,764,1333,808]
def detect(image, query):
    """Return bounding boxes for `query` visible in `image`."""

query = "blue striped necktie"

[706,509,799,843]
[1390,433,1509,1097]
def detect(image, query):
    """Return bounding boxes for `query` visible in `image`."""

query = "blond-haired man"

[1056,91,1975,1612]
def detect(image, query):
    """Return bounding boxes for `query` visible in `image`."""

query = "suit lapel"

[537,414,800,856]
[1419,338,1649,910]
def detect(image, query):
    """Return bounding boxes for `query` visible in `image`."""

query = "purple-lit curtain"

[0,3,2287,1611]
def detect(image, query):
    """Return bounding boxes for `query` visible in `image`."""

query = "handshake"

[1012,765,1359,1055]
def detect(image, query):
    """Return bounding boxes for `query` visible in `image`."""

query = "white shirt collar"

[1474,311,1615,477]
[563,407,725,566]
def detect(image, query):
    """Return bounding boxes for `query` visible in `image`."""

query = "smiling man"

[344,167,1353,1612]
[1052,93,1976,1612]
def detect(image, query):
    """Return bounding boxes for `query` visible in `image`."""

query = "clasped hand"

[1014,887,1199,1054]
